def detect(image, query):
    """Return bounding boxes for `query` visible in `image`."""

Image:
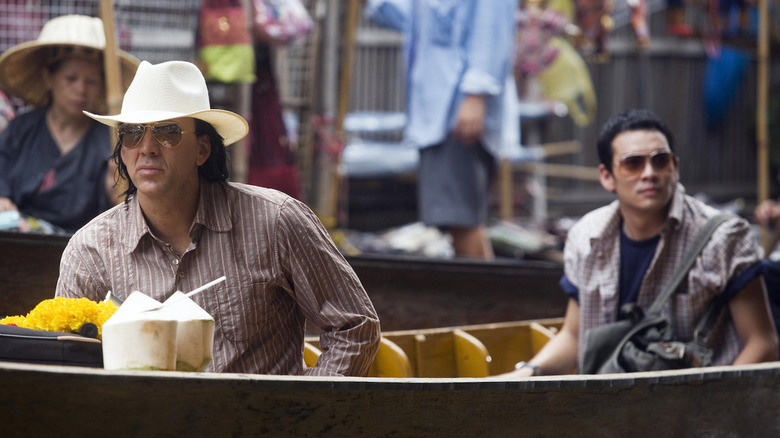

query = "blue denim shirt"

[365,0,519,157]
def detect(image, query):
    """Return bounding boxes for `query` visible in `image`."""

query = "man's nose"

[137,126,160,153]
[640,156,656,177]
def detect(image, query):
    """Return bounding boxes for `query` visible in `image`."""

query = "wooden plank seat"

[306,337,414,378]
[453,329,491,378]
[303,342,322,368]
[369,337,413,378]
[305,318,562,378]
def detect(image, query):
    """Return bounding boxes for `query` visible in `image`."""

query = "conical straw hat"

[0,14,140,114]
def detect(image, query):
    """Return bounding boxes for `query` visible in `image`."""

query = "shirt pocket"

[427,0,459,46]
[214,282,267,344]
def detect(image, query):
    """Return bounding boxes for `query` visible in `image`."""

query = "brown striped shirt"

[565,184,763,368]
[56,182,380,376]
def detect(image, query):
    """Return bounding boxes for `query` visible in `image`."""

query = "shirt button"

[178,271,185,278]
[172,258,179,266]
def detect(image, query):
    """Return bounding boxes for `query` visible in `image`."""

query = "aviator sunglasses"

[615,149,675,176]
[117,121,189,149]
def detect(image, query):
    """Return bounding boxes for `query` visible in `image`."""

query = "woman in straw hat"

[0,14,139,233]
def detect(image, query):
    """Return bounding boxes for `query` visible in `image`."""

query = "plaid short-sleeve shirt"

[565,184,763,367]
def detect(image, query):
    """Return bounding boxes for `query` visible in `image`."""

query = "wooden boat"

[344,253,566,330]
[0,231,568,330]
[0,231,69,318]
[2,317,779,436]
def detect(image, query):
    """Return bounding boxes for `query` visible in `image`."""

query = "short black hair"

[597,109,675,173]
[111,119,229,202]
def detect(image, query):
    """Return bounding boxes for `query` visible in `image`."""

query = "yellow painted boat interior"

[305,318,564,378]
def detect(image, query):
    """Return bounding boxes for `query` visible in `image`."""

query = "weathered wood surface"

[2,361,779,436]
[0,231,68,317]
[0,232,567,330]
[345,254,566,330]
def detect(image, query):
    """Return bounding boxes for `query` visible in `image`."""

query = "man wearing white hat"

[55,60,381,376]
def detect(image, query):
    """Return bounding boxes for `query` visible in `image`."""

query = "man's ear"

[196,135,211,166]
[671,156,680,185]
[599,163,616,192]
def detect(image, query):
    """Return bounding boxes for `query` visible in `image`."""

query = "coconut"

[158,291,215,372]
[101,292,178,371]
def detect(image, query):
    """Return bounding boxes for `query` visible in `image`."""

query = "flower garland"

[0,297,118,340]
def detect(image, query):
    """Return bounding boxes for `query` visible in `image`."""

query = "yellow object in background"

[537,37,597,127]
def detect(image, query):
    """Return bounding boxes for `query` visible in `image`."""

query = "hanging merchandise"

[628,0,650,47]
[514,0,574,88]
[247,46,302,200]
[537,37,597,126]
[574,0,613,61]
[196,0,256,83]
[666,0,694,37]
[703,47,748,130]
[252,0,314,45]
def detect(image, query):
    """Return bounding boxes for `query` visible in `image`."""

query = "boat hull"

[1,361,778,436]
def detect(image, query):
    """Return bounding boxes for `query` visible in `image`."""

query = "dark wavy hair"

[596,109,676,173]
[110,119,229,201]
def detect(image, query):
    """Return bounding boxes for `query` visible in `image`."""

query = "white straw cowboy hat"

[0,14,140,114]
[85,60,249,146]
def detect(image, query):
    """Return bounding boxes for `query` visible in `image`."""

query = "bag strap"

[647,213,732,315]
[692,296,724,344]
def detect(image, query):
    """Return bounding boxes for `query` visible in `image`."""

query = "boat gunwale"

[0,230,70,248]
[1,360,777,390]
[345,253,563,276]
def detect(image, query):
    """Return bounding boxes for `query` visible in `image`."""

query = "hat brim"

[0,41,140,114]
[84,109,249,146]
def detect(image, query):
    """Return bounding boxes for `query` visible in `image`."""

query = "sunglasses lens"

[618,151,674,175]
[620,155,646,174]
[118,124,145,149]
[151,123,183,148]
[651,152,672,169]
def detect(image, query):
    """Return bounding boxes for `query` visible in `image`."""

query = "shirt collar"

[589,183,686,250]
[665,182,686,230]
[589,200,622,251]
[192,182,233,233]
[124,196,150,255]
[122,182,233,255]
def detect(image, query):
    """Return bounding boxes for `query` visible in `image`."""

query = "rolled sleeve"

[559,274,580,302]
[459,0,516,96]
[460,70,503,95]
[693,216,764,303]
[277,198,380,377]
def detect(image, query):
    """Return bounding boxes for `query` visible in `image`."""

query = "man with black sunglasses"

[54,60,380,376]
[506,109,777,377]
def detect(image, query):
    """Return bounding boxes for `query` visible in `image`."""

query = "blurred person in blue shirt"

[366,0,519,259]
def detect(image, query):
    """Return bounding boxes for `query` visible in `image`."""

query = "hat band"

[47,46,102,69]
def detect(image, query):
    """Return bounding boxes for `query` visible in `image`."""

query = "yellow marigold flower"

[9,297,118,340]
[0,315,26,326]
